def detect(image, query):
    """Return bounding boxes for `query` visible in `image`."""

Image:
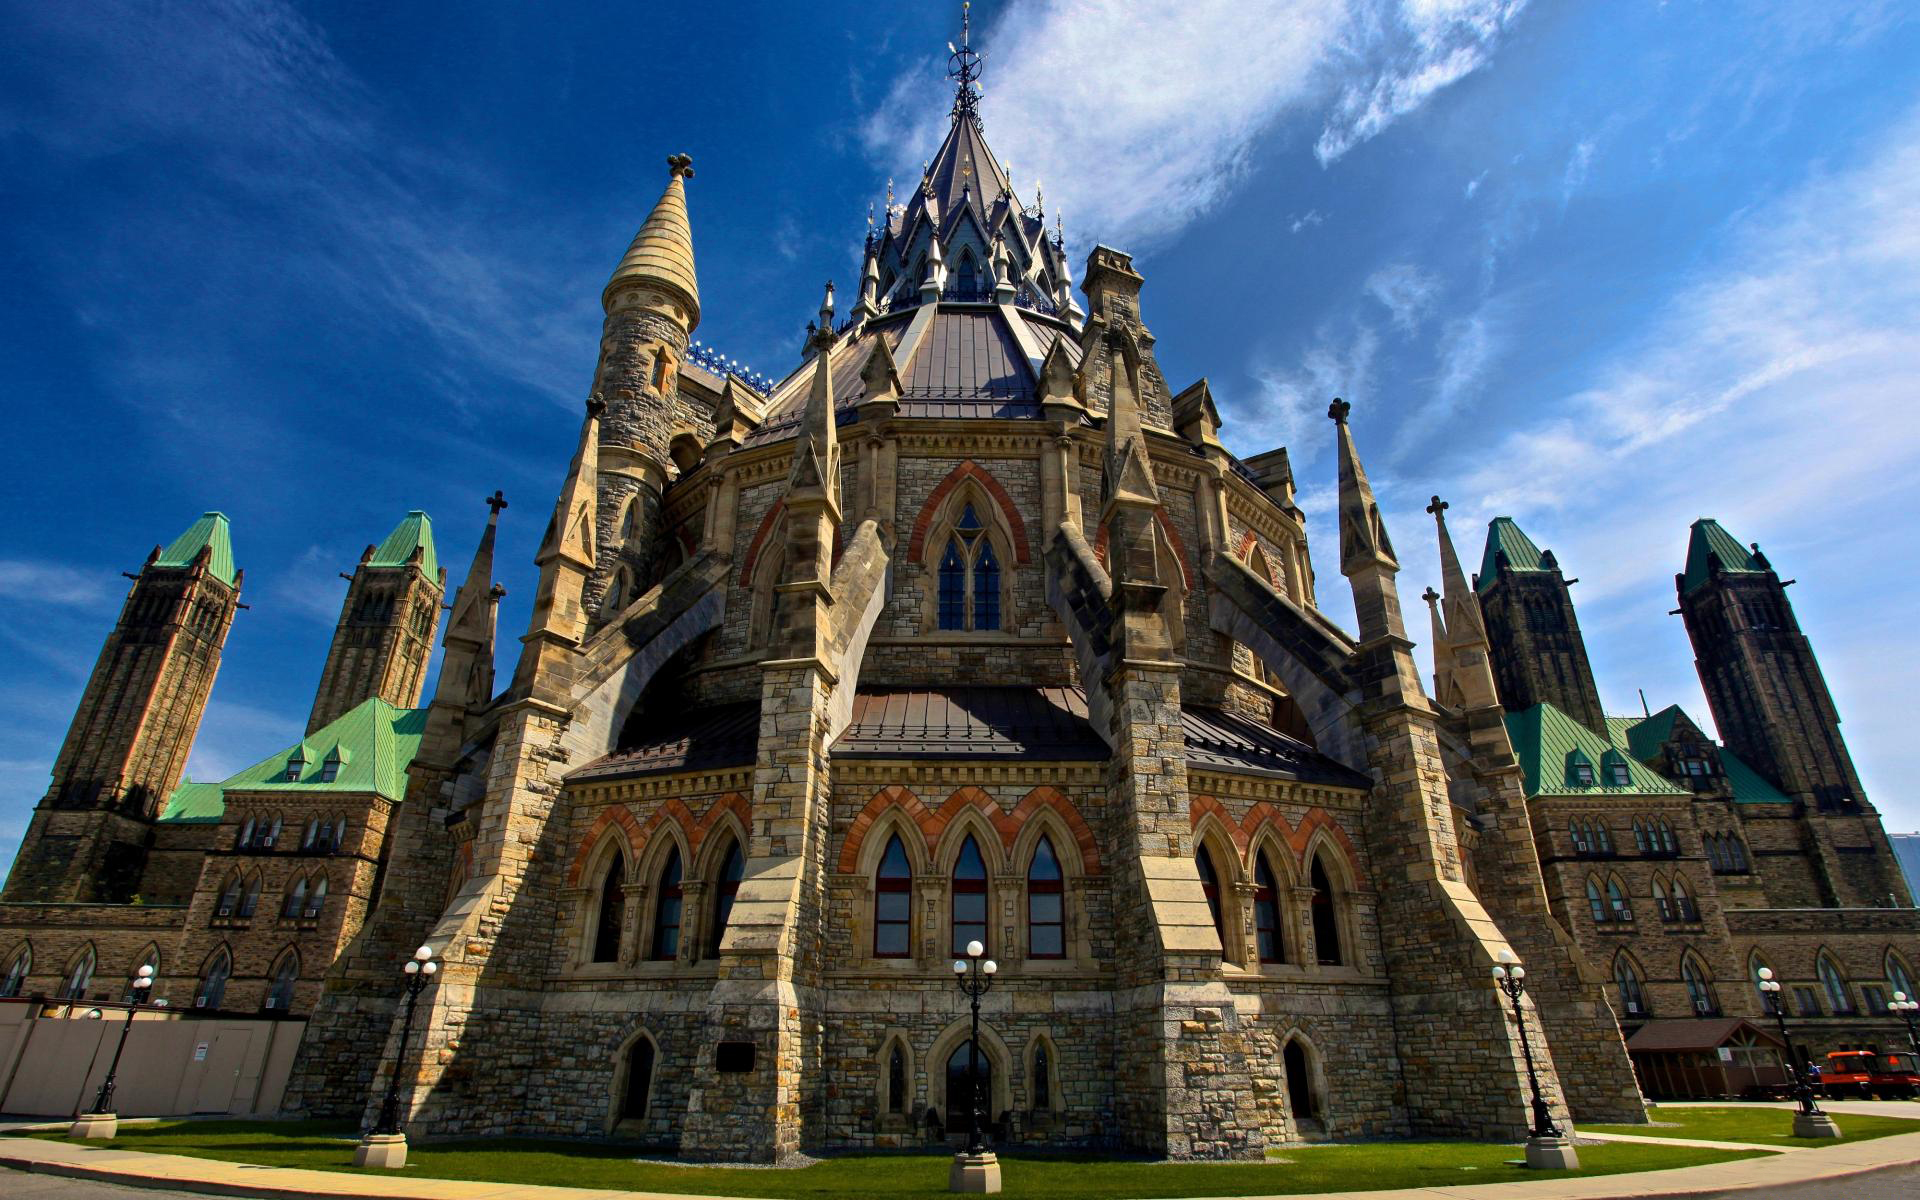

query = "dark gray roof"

[571,701,760,781]
[903,308,1033,406]
[832,687,1105,760]
[1181,707,1372,788]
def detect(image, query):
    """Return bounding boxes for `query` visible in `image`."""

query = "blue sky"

[2,1,1917,880]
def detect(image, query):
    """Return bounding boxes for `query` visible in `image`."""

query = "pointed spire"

[991,230,1015,303]
[1428,495,1484,642]
[604,154,699,330]
[437,492,507,713]
[859,336,903,415]
[786,285,840,509]
[1423,585,1461,707]
[447,492,505,643]
[1331,398,1397,577]
[921,235,947,303]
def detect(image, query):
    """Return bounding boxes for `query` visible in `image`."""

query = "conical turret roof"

[605,155,699,326]
[368,510,438,579]
[1681,518,1764,595]
[155,512,237,586]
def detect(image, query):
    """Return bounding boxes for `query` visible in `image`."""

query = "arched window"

[1750,953,1777,1010]
[1818,955,1854,1014]
[605,568,630,613]
[1026,836,1064,959]
[956,249,978,295]
[1195,843,1225,951]
[1682,954,1718,1015]
[1569,820,1590,855]
[1606,876,1632,922]
[946,1041,991,1133]
[1310,854,1342,966]
[1727,835,1748,872]
[2,945,30,998]
[1613,954,1648,1015]
[1283,1040,1320,1122]
[1670,875,1694,922]
[240,873,262,918]
[952,834,989,956]
[302,818,321,850]
[236,818,254,850]
[1594,822,1615,855]
[282,877,308,919]
[1888,952,1917,1000]
[1658,820,1678,855]
[1632,819,1649,854]
[887,1042,908,1113]
[874,834,913,958]
[593,853,625,964]
[1586,877,1606,922]
[973,542,1000,630]
[649,847,683,961]
[933,503,1004,631]
[1032,1040,1052,1111]
[199,949,232,1010]
[623,1037,655,1120]
[305,874,327,918]
[61,946,95,1000]
[620,498,641,544]
[938,540,967,630]
[1254,855,1285,964]
[265,950,299,1011]
[216,873,243,920]
[708,839,745,957]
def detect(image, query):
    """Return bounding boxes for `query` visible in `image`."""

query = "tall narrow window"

[956,250,978,295]
[1570,820,1589,855]
[1658,820,1678,855]
[199,950,231,1010]
[1310,855,1342,966]
[1033,1042,1052,1110]
[888,1043,907,1113]
[1254,856,1285,963]
[1607,877,1632,922]
[282,877,308,919]
[1671,876,1695,921]
[305,874,328,918]
[240,874,262,918]
[708,839,745,957]
[874,835,913,958]
[973,541,1000,630]
[1614,955,1647,1015]
[946,1042,991,1133]
[1587,877,1607,922]
[623,1038,655,1120]
[649,848,683,961]
[1819,956,1854,1014]
[1594,822,1615,855]
[217,874,243,919]
[1888,954,1917,1001]
[1026,836,1064,959]
[0,947,25,998]
[265,951,298,1011]
[1632,819,1649,854]
[61,946,95,1000]
[1196,844,1225,950]
[938,540,967,630]
[952,835,989,956]
[1683,956,1718,1015]
[593,855,625,964]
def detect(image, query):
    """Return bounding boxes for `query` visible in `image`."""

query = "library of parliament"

[2,24,1915,1161]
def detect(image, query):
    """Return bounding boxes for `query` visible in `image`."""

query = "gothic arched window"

[1255,855,1285,964]
[1606,876,1632,922]
[1613,954,1648,1015]
[199,949,232,1010]
[61,946,95,1000]
[282,877,308,919]
[973,541,1000,630]
[1195,843,1225,952]
[1027,835,1064,959]
[1310,854,1343,966]
[1682,954,1718,1015]
[266,949,299,1011]
[305,874,327,918]
[933,503,1004,631]
[1586,876,1606,922]
[1032,1041,1052,1111]
[1888,952,1917,1001]
[593,853,625,964]
[0,946,25,999]
[874,834,913,958]
[887,1042,907,1113]
[938,540,967,630]
[1818,954,1854,1014]
[708,838,745,957]
[649,847,683,961]
[951,834,989,956]
[956,250,978,296]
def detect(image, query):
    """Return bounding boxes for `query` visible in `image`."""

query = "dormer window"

[1600,749,1632,787]
[283,749,307,782]
[1566,749,1596,788]
[320,748,344,783]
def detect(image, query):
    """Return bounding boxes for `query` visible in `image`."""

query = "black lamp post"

[1892,991,1920,1060]
[951,939,998,1153]
[1756,968,1824,1117]
[88,964,153,1115]
[1491,953,1560,1140]
[371,945,436,1137]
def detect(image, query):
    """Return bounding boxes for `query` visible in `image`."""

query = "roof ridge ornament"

[947,1,984,129]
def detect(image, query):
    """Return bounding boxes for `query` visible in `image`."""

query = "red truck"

[1820,1050,1920,1100]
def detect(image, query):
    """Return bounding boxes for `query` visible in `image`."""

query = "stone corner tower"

[1474,516,1607,734]
[4,512,241,902]
[308,510,445,734]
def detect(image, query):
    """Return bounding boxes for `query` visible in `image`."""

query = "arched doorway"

[1284,1040,1319,1123]
[623,1037,655,1121]
[946,1041,992,1134]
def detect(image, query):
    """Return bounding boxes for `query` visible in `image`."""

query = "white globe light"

[413,945,433,962]
[1757,967,1774,981]
[953,960,967,974]
[1491,965,1507,980]
[966,940,984,959]
[983,960,997,975]
[1511,966,1526,980]
[1896,991,1908,1003]
[422,961,438,976]
[1496,949,1518,965]
[137,964,155,979]
[404,961,419,975]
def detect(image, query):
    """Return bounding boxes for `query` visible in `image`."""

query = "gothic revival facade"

[4,40,1915,1158]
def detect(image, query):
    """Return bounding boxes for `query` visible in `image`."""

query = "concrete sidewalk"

[0,1131,1916,1200]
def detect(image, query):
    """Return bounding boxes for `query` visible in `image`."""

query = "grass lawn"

[12,1120,1762,1199]
[1580,1104,1920,1147]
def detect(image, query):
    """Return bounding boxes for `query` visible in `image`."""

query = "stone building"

[3,23,1915,1158]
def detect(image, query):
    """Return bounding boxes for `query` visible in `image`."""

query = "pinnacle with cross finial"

[485,490,508,516]
[1422,586,1441,606]
[666,153,694,180]
[1426,495,1449,517]
[1328,397,1350,424]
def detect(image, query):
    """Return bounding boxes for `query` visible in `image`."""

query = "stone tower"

[307,511,445,734]
[585,154,701,622]
[1474,516,1607,735]
[1676,518,1912,905]
[4,512,241,902]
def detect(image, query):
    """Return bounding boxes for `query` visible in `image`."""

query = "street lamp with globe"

[68,964,154,1140]
[1887,992,1918,1061]
[1756,967,1840,1138]
[949,938,1001,1194]
[1490,950,1579,1169]
[354,944,437,1169]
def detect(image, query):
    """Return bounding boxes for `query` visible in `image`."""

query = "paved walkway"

[0,1131,1917,1200]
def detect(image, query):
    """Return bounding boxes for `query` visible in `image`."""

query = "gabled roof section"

[1719,745,1792,804]
[369,510,438,579]
[1615,704,1684,762]
[1475,516,1546,593]
[202,697,426,803]
[158,781,226,824]
[1681,518,1763,595]
[155,512,237,586]
[1505,703,1689,797]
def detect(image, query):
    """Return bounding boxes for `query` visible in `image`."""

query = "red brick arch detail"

[1292,808,1369,889]
[929,786,1021,858]
[1008,786,1101,874]
[1189,794,1250,854]
[688,792,751,854]
[565,803,646,886]
[1235,528,1259,559]
[906,460,1032,564]
[838,785,934,874]
[1093,508,1194,591]
[1189,797,1369,889]
[738,499,786,587]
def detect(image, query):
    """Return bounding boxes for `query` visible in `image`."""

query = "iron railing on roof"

[685,342,770,395]
[879,285,1065,318]
[1012,286,1058,315]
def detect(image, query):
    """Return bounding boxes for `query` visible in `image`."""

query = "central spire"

[948,1,983,129]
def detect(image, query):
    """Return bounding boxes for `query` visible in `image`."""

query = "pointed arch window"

[1818,955,1854,1014]
[874,834,913,958]
[61,946,95,1000]
[1593,821,1615,855]
[1,945,29,998]
[1632,819,1649,854]
[956,249,978,296]
[1606,876,1632,922]
[946,1041,991,1133]
[1032,1040,1053,1111]
[708,839,745,957]
[1254,854,1285,964]
[1614,954,1648,1016]
[1310,854,1343,966]
[593,853,625,964]
[1657,819,1678,856]
[198,949,231,1010]
[1670,875,1695,922]
[236,818,255,850]
[1586,877,1607,922]
[1888,952,1917,1001]
[938,540,967,629]
[1196,843,1225,952]
[265,950,299,1011]
[605,568,630,613]
[1682,954,1719,1016]
[952,834,989,956]
[217,873,244,921]
[887,1042,908,1113]
[934,503,1003,631]
[620,498,641,544]
[649,847,683,961]
[1027,835,1064,959]
[240,873,262,918]
[282,877,309,919]
[1751,954,1778,1010]
[1570,820,1590,855]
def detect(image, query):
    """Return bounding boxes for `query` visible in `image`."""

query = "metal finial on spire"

[1426,495,1449,517]
[867,201,875,229]
[1328,397,1351,424]
[947,1,984,127]
[886,177,895,210]
[819,280,836,327]
[666,153,694,180]
[485,490,509,516]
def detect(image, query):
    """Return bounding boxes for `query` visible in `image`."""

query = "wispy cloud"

[1561,138,1596,207]
[862,1,1528,253]
[1365,262,1442,332]
[1465,169,1489,199]
[1244,322,1381,458]
[0,560,116,608]
[1290,209,1327,234]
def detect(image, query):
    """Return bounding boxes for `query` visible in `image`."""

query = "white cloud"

[1364,262,1442,332]
[1561,138,1596,206]
[1290,210,1327,234]
[862,0,1527,253]
[1244,322,1381,457]
[1465,169,1488,198]
[0,560,114,608]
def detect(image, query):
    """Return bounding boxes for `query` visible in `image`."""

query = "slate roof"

[155,512,237,586]
[368,510,438,579]
[1182,707,1373,788]
[1505,703,1689,797]
[1681,518,1764,595]
[570,701,762,781]
[832,687,1105,760]
[158,697,427,823]
[901,308,1035,409]
[1474,516,1547,593]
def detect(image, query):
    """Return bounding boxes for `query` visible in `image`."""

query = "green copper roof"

[1681,518,1763,595]
[156,698,426,824]
[369,510,438,580]
[1475,517,1548,593]
[1606,704,1792,804]
[154,512,236,586]
[1504,703,1690,797]
[1718,746,1792,804]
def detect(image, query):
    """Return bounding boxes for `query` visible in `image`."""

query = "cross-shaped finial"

[1421,586,1441,606]
[1327,397,1350,424]
[485,490,508,517]
[1427,495,1448,517]
[666,153,694,180]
